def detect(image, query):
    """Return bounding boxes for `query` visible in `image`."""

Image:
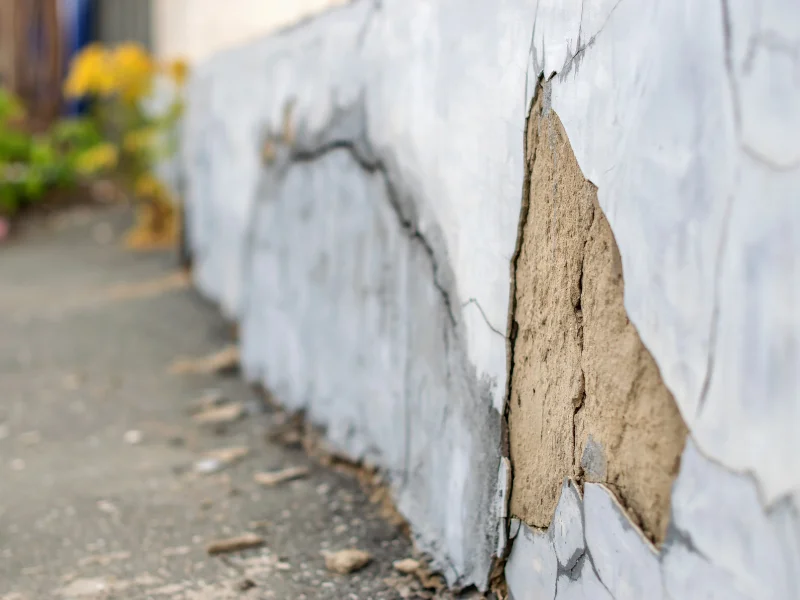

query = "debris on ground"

[323,549,372,575]
[168,345,240,375]
[123,429,143,445]
[205,533,265,555]
[78,551,131,567]
[393,558,422,575]
[385,557,448,598]
[192,402,244,426]
[266,413,304,449]
[186,389,229,415]
[253,466,309,487]
[194,446,249,474]
[236,578,257,591]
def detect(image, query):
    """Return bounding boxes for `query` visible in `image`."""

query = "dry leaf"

[192,402,244,426]
[253,466,309,487]
[323,549,372,575]
[169,345,239,375]
[206,533,264,555]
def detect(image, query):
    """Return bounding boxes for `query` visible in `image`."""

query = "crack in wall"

[290,139,459,328]
[695,187,734,417]
[555,0,624,81]
[720,0,800,172]
[462,298,504,337]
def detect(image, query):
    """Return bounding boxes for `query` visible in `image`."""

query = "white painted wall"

[179,0,800,596]
[152,0,348,62]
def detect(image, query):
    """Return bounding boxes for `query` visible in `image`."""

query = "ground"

[0,205,420,599]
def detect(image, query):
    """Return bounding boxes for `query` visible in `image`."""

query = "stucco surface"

[178,0,800,594]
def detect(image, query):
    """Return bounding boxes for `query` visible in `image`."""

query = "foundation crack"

[291,140,458,328]
[462,298,504,337]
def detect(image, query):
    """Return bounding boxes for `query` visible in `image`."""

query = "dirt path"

[0,206,421,599]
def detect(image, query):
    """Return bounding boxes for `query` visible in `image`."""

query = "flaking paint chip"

[253,466,309,487]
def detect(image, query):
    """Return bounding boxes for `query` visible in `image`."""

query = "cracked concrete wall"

[180,0,526,589]
[178,0,800,595]
[506,0,800,598]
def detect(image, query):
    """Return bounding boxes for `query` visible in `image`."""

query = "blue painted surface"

[61,0,95,115]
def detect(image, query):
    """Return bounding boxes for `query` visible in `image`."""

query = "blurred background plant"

[0,86,113,221]
[63,41,188,249]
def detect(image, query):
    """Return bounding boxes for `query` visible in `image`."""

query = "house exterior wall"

[178,0,800,597]
[152,0,348,63]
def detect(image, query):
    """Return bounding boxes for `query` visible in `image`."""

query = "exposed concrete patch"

[508,89,688,543]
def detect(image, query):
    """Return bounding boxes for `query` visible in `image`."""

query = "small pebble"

[323,549,372,575]
[123,430,143,445]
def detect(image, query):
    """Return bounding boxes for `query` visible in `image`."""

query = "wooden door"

[0,0,63,129]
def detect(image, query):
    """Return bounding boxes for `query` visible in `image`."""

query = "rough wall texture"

[509,92,687,544]
[509,92,686,542]
[178,0,800,596]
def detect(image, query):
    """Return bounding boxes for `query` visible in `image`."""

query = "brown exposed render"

[506,85,688,544]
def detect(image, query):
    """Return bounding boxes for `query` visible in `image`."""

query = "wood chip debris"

[206,533,265,555]
[253,466,309,487]
[194,446,249,474]
[169,345,240,375]
[386,558,447,597]
[186,389,229,415]
[323,549,372,575]
[192,402,244,426]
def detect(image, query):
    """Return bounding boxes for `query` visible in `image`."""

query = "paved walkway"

[0,206,417,599]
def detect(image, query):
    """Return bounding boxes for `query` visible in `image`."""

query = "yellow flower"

[123,127,157,153]
[63,44,115,98]
[165,59,189,87]
[110,43,155,103]
[134,173,167,199]
[74,143,118,175]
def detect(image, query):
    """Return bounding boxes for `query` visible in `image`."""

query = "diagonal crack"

[290,139,458,328]
[462,298,504,337]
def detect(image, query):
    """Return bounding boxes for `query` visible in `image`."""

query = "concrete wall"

[152,0,347,63]
[179,0,800,596]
